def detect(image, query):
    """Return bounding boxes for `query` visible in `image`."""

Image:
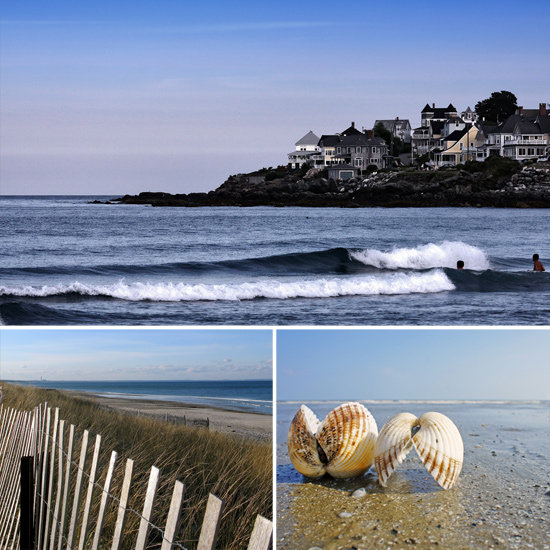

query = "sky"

[0,328,272,381]
[277,329,550,401]
[1,0,549,195]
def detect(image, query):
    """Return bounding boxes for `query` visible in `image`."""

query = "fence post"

[20,456,35,550]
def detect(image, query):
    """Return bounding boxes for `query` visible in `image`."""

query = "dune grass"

[2,382,272,549]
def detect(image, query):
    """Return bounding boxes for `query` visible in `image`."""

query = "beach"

[69,390,272,442]
[277,401,550,549]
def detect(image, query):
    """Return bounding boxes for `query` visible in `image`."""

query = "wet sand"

[277,401,550,549]
[67,390,272,442]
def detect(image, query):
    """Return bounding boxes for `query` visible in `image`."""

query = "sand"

[277,401,550,549]
[67,390,272,443]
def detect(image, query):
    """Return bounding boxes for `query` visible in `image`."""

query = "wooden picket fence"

[0,403,272,550]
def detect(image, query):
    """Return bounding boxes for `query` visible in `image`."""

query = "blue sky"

[2,0,550,194]
[0,329,272,380]
[277,329,550,400]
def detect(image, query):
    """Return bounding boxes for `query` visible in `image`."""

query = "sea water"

[1,196,549,325]
[9,379,272,414]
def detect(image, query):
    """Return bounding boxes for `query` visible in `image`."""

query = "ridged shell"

[287,402,378,479]
[374,412,417,486]
[374,411,463,490]
[287,405,325,477]
[412,412,463,490]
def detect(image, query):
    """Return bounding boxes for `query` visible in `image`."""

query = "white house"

[288,131,320,169]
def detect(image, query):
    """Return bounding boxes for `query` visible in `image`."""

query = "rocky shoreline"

[99,164,550,208]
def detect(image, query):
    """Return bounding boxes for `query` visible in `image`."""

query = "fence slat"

[160,480,185,550]
[57,424,75,550]
[91,450,118,550]
[78,434,102,550]
[247,516,273,550]
[197,494,225,550]
[134,466,160,550]
[111,458,134,550]
[49,419,65,550]
[43,407,59,550]
[37,407,52,550]
[67,429,89,550]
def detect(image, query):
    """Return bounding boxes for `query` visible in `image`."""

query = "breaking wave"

[350,241,490,270]
[0,270,455,302]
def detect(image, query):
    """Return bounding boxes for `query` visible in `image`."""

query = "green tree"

[475,90,518,124]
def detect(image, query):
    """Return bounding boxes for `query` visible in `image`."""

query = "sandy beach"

[67,390,272,442]
[277,401,550,549]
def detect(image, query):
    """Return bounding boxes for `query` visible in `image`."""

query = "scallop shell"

[287,402,378,479]
[374,411,463,490]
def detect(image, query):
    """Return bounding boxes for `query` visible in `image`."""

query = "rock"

[338,511,353,519]
[351,488,368,498]
[106,166,550,208]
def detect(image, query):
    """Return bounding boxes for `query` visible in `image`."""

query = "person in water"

[532,254,545,271]
[456,260,464,270]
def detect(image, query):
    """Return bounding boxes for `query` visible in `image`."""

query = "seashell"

[374,411,463,490]
[287,402,378,479]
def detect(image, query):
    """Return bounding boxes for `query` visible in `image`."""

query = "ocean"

[9,379,272,414]
[1,195,549,325]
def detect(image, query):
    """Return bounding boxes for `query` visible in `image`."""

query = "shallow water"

[1,197,549,325]
[277,401,550,549]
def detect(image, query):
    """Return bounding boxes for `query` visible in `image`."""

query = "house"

[434,125,484,166]
[288,130,320,169]
[328,164,358,181]
[479,103,550,161]
[317,134,341,167]
[374,117,412,143]
[333,133,388,170]
[412,103,460,157]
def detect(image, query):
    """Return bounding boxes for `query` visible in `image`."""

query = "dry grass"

[3,382,272,549]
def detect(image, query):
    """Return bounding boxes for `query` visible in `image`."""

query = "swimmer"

[532,254,545,272]
[456,260,464,270]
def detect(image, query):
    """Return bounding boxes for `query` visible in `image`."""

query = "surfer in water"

[532,254,545,272]
[456,260,464,270]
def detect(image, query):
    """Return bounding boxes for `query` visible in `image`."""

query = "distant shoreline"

[98,164,550,208]
[67,389,272,442]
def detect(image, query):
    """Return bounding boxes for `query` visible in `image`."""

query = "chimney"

[366,129,373,138]
[540,103,547,116]
[518,106,523,115]
[351,121,355,128]
[432,103,435,108]
[396,116,399,121]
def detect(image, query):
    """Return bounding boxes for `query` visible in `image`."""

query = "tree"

[373,122,392,146]
[475,90,518,124]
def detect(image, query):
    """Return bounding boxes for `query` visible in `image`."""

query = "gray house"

[374,117,412,143]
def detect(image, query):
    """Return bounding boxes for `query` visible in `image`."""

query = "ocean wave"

[0,271,455,301]
[350,241,490,270]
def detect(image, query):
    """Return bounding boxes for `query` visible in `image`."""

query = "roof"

[462,106,473,113]
[421,103,457,117]
[328,164,356,170]
[443,129,467,142]
[374,119,411,131]
[536,115,550,133]
[288,150,318,157]
[338,134,371,146]
[339,124,363,136]
[515,120,542,134]
[295,130,320,146]
[318,134,340,147]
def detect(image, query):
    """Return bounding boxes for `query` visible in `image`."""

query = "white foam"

[350,241,490,270]
[0,270,455,301]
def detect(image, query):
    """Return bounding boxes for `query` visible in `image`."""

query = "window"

[357,147,361,153]
[528,148,535,156]
[519,148,526,156]
[355,158,362,167]
[372,147,376,153]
